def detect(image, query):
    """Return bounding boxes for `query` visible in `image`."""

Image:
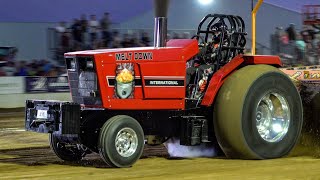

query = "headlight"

[86,60,94,69]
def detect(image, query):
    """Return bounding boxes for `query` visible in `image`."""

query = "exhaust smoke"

[154,0,169,17]
[164,138,218,158]
[153,0,217,158]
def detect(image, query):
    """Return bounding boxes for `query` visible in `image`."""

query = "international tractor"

[25,0,303,167]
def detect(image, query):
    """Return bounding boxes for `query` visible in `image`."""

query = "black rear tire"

[49,133,85,161]
[214,65,303,159]
[98,115,144,167]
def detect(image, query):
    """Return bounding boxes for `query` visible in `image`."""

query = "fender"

[201,55,282,106]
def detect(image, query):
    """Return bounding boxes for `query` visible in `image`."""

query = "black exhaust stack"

[153,0,169,47]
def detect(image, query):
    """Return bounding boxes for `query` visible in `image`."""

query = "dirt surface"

[1,115,320,179]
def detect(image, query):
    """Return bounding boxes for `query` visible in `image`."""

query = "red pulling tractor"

[25,0,303,167]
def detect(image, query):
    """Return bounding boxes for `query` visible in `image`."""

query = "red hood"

[64,39,199,63]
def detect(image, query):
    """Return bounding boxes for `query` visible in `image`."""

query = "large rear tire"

[49,133,85,161]
[98,115,144,167]
[214,65,303,159]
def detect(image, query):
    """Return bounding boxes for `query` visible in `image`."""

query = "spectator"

[57,66,67,76]
[280,31,289,45]
[110,30,122,48]
[2,61,16,76]
[46,66,59,76]
[42,59,53,73]
[80,14,89,46]
[80,14,88,33]
[111,40,122,48]
[272,26,283,54]
[296,34,306,63]
[71,18,83,47]
[61,31,71,52]
[15,61,28,76]
[0,67,6,76]
[100,12,111,47]
[28,66,38,76]
[317,34,320,58]
[0,56,6,64]
[8,47,18,62]
[301,25,316,43]
[286,23,296,41]
[271,22,319,66]
[172,32,181,39]
[88,15,100,46]
[141,31,151,46]
[121,33,132,48]
[55,21,67,33]
[182,32,190,39]
[130,32,143,47]
[55,30,71,65]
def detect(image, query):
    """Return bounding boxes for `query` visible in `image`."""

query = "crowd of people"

[54,12,153,61]
[1,11,320,77]
[53,12,194,62]
[0,58,66,77]
[0,11,192,77]
[0,47,57,76]
[270,23,320,66]
[0,12,154,77]
[0,45,67,77]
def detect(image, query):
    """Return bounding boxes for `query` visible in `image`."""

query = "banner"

[47,76,70,92]
[0,77,24,94]
[280,68,320,81]
[25,76,70,93]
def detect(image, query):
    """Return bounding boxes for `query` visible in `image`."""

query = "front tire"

[214,65,303,159]
[98,115,144,167]
[49,133,86,161]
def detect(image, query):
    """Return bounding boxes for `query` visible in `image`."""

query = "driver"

[186,21,228,97]
[209,21,229,62]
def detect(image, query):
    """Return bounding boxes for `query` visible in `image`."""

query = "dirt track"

[2,115,320,179]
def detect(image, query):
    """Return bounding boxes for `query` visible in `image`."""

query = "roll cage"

[194,14,247,70]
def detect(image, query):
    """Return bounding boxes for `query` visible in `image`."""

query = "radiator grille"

[66,57,102,105]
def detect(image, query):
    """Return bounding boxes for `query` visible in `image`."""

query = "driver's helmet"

[210,21,227,44]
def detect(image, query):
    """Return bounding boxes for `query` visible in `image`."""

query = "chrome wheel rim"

[255,92,290,143]
[115,127,138,157]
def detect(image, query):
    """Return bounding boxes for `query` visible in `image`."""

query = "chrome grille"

[66,56,102,105]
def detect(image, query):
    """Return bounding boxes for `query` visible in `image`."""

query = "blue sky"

[0,0,318,23]
[0,0,153,23]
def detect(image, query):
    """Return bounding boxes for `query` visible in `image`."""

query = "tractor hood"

[64,39,199,63]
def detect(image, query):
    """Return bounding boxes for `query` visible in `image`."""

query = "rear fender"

[201,55,282,106]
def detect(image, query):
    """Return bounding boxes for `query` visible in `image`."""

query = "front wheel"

[49,133,86,161]
[214,65,303,159]
[98,115,144,167]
